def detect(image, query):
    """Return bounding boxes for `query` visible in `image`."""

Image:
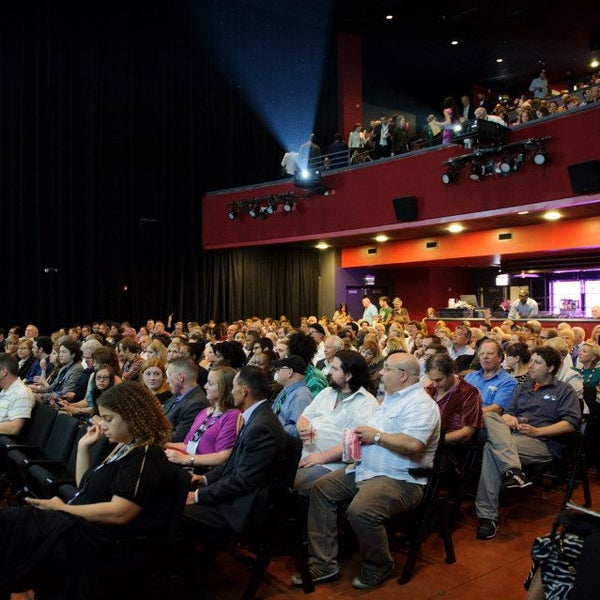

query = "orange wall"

[341,216,600,268]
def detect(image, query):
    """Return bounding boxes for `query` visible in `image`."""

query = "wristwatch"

[373,432,381,445]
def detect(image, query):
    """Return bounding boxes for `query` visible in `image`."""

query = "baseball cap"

[273,355,307,374]
[309,323,326,336]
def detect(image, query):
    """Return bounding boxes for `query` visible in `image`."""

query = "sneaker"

[476,518,498,540]
[502,468,532,490]
[290,565,339,586]
[351,564,395,589]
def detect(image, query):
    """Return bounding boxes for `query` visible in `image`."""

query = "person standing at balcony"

[529,69,548,99]
[460,95,475,121]
[508,289,539,320]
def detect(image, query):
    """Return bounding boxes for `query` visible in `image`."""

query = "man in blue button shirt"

[465,340,517,414]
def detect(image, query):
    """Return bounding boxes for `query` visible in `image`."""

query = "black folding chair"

[386,432,457,585]
[218,434,313,599]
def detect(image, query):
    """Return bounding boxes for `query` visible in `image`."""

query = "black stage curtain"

[0,1,336,332]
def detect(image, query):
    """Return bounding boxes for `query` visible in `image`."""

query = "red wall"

[337,33,363,139]
[202,106,600,249]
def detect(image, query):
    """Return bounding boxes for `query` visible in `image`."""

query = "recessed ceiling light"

[517,210,529,215]
[591,59,599,68]
[385,14,393,20]
[374,234,388,243]
[451,40,459,45]
[496,58,503,63]
[543,211,561,221]
[315,242,329,250]
[448,224,464,233]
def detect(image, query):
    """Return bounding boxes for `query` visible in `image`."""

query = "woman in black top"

[0,382,177,600]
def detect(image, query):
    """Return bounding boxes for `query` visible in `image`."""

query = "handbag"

[524,509,600,599]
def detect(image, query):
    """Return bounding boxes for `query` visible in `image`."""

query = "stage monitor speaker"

[567,160,600,194]
[392,196,418,221]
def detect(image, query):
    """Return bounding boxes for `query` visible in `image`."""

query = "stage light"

[498,158,512,175]
[469,163,484,181]
[282,198,294,213]
[227,205,239,220]
[246,202,259,218]
[264,198,276,215]
[441,169,458,184]
[533,150,547,166]
[294,167,326,191]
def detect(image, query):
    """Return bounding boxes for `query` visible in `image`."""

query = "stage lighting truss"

[441,136,550,184]
[225,192,311,221]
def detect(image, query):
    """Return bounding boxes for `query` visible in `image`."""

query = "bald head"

[381,351,420,394]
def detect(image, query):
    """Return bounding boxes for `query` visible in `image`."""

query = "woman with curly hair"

[0,382,177,599]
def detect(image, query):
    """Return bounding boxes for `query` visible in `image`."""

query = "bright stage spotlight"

[294,167,326,191]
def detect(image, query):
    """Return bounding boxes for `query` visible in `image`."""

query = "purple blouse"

[183,407,241,455]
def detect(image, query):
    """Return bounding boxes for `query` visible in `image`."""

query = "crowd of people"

[1,298,600,595]
[281,70,600,173]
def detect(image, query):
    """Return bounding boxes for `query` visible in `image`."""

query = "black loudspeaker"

[567,160,600,194]
[392,196,418,221]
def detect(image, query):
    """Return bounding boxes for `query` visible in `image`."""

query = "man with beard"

[291,352,440,589]
[293,350,378,500]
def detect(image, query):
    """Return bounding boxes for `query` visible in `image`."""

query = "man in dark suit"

[182,365,288,540]
[460,95,475,121]
[164,357,208,442]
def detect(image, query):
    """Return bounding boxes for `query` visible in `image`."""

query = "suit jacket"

[197,400,287,534]
[163,385,208,442]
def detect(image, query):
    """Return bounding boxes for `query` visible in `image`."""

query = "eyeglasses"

[382,364,406,372]
[96,375,111,381]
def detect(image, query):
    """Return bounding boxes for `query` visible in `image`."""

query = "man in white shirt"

[294,351,378,498]
[529,70,548,99]
[291,352,440,589]
[0,353,36,436]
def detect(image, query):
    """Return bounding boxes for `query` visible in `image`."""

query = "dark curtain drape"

[0,1,337,332]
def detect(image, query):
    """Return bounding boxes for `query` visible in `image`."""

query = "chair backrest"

[23,403,58,447]
[42,412,81,463]
[164,464,193,543]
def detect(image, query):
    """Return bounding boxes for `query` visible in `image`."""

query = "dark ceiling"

[244,0,598,107]
[334,0,599,104]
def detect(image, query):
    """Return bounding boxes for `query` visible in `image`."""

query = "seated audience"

[0,353,36,436]
[503,343,531,383]
[475,347,581,541]
[294,350,378,499]
[140,358,172,404]
[181,366,287,545]
[16,338,41,384]
[464,340,517,413]
[424,353,482,444]
[164,357,209,442]
[287,331,328,397]
[0,382,176,599]
[291,352,440,589]
[165,366,240,473]
[31,339,84,404]
[118,338,143,381]
[271,355,313,436]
